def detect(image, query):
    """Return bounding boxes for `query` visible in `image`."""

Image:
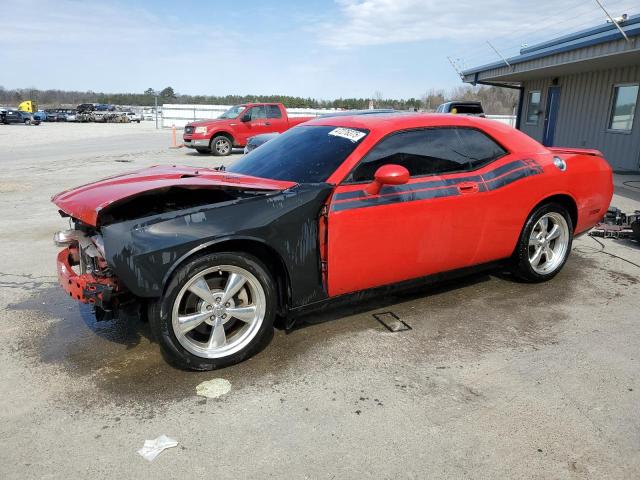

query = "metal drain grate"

[373,311,412,332]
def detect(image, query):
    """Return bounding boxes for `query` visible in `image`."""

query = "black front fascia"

[101,183,334,308]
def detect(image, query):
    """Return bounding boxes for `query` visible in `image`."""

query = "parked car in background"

[437,101,486,117]
[244,133,279,153]
[33,110,48,122]
[52,113,613,370]
[65,111,77,122]
[44,109,59,122]
[2,109,39,125]
[125,111,142,123]
[77,103,95,113]
[183,103,313,156]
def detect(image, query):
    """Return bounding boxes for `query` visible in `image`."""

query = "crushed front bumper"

[56,246,120,310]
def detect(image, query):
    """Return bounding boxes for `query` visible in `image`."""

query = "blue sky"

[1,0,638,99]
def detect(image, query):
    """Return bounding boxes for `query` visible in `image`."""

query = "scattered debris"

[196,378,232,399]
[591,207,640,240]
[373,311,412,332]
[137,435,178,462]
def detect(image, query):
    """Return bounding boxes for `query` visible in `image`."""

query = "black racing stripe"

[480,160,526,180]
[332,187,460,212]
[334,175,484,201]
[334,190,369,200]
[331,159,541,212]
[484,167,541,190]
[333,160,527,201]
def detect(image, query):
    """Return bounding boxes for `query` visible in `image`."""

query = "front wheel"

[211,135,232,156]
[150,252,276,370]
[511,203,573,282]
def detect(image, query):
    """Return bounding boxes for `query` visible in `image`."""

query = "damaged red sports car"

[52,113,613,370]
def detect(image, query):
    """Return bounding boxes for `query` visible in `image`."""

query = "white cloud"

[320,0,639,49]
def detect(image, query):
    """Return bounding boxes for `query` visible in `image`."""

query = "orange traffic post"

[169,124,183,149]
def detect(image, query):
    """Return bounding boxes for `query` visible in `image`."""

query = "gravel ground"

[0,122,639,479]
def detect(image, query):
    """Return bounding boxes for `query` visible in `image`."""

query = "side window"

[347,128,470,183]
[608,84,638,132]
[266,105,282,119]
[248,106,267,120]
[454,129,507,169]
[526,91,541,124]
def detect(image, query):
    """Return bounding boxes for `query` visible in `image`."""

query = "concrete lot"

[0,122,639,479]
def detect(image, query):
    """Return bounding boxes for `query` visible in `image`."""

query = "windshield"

[228,125,368,183]
[219,105,246,119]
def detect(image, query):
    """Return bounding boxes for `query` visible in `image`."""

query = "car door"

[266,105,288,133]
[326,127,498,297]
[235,106,270,144]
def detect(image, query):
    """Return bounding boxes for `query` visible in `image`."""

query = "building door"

[543,86,561,146]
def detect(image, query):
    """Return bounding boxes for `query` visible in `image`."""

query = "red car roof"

[305,112,544,152]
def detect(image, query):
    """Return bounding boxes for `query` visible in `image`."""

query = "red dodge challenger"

[52,113,613,370]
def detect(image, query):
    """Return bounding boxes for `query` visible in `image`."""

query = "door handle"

[264,122,271,126]
[458,181,479,194]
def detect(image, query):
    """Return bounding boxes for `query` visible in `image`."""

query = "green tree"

[160,86,176,98]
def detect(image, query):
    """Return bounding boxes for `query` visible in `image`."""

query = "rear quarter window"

[454,128,507,169]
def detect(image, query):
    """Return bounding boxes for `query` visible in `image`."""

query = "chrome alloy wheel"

[171,265,266,359]
[214,138,231,155]
[528,212,570,275]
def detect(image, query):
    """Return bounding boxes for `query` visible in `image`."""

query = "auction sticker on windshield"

[328,127,367,143]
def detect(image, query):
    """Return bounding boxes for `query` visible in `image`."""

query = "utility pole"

[154,93,158,129]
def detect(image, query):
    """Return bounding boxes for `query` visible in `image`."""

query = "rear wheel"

[211,135,232,156]
[150,252,276,370]
[511,203,573,282]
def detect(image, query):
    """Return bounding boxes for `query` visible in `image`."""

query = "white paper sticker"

[328,127,366,143]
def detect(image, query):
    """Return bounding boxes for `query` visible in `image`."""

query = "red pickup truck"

[183,103,313,156]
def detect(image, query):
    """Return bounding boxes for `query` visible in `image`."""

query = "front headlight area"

[54,227,109,276]
[194,126,208,134]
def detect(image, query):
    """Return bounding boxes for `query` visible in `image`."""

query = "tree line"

[0,85,518,115]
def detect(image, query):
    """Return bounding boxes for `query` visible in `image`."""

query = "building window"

[608,84,639,132]
[526,91,541,124]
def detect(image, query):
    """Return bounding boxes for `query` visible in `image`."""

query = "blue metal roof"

[462,14,640,76]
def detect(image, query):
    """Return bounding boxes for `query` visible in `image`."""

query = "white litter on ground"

[196,378,232,399]
[137,435,178,462]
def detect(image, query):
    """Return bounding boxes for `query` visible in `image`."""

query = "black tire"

[210,135,233,156]
[149,252,276,370]
[195,148,210,154]
[511,202,573,282]
[24,119,31,125]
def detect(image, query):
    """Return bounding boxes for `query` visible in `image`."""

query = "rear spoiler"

[548,147,603,157]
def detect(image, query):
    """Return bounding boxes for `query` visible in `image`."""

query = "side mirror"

[365,164,409,195]
[241,113,252,122]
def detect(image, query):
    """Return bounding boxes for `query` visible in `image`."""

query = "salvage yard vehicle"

[52,113,613,370]
[183,103,313,156]
[2,109,39,125]
[125,111,142,123]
